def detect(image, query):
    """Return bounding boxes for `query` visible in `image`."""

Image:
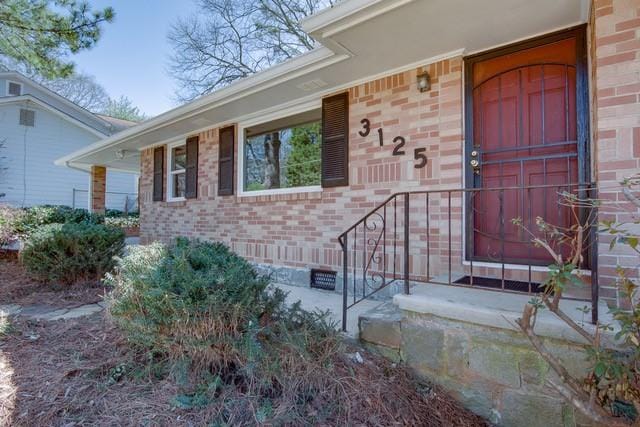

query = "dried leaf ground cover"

[0,254,105,309]
[0,313,486,426]
[0,247,486,426]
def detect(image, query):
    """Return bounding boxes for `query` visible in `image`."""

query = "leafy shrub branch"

[514,175,640,426]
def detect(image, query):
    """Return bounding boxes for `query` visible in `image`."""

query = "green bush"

[106,238,339,424]
[21,222,125,284]
[104,216,139,228]
[0,205,25,247]
[105,209,139,218]
[1,204,139,246]
[12,205,103,237]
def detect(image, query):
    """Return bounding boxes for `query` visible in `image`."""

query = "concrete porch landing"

[394,283,615,344]
[359,283,617,426]
[274,283,384,337]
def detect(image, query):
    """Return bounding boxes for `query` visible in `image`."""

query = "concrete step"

[358,301,402,358]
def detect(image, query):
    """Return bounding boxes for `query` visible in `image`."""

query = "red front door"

[467,29,587,265]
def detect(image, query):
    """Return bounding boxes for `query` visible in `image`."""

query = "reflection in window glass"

[173,173,185,198]
[169,144,186,198]
[243,122,321,192]
[171,146,186,171]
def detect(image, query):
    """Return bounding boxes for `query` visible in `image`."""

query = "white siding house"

[0,72,138,210]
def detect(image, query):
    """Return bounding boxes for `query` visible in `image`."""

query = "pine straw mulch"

[0,312,488,427]
[0,252,106,309]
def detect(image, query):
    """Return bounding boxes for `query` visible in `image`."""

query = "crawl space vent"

[310,269,337,291]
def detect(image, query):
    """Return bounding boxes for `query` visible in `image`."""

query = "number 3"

[414,147,428,169]
[359,118,370,137]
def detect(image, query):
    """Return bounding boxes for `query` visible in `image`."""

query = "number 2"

[359,118,370,137]
[392,136,406,156]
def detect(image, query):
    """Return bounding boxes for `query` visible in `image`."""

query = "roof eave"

[0,95,108,138]
[0,71,115,129]
[300,0,416,38]
[56,45,345,167]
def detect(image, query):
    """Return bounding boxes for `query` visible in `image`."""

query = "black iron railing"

[338,183,599,332]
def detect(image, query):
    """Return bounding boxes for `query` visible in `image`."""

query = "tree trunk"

[264,132,281,189]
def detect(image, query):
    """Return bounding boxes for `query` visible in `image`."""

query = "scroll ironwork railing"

[337,183,599,332]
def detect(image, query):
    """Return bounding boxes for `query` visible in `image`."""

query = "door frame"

[462,24,591,263]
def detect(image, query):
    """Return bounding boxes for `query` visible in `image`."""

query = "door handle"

[470,150,480,175]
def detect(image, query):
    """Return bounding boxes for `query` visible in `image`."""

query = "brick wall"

[90,165,106,214]
[138,3,640,308]
[592,0,640,306]
[139,58,464,274]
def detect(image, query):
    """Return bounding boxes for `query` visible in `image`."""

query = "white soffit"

[309,0,589,68]
[59,0,590,172]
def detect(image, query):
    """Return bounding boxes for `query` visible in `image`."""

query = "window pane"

[173,172,185,198]
[172,146,186,171]
[244,121,321,191]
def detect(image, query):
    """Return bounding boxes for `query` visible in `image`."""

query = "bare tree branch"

[167,0,334,102]
[35,72,110,112]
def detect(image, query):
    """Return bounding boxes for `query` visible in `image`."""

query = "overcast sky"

[72,0,198,117]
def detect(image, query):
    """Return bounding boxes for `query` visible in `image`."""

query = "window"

[242,110,322,193]
[7,81,22,96]
[19,109,35,126]
[167,142,186,199]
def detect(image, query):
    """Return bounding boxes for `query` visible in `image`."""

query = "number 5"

[414,147,427,169]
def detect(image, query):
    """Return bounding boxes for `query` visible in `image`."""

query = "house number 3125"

[358,118,427,169]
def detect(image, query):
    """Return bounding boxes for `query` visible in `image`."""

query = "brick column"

[90,165,107,214]
[592,0,640,307]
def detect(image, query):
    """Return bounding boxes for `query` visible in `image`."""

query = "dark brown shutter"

[321,92,349,187]
[152,146,164,201]
[218,126,234,196]
[185,136,199,199]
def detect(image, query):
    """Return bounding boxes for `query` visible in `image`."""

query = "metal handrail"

[338,183,599,332]
[339,182,595,241]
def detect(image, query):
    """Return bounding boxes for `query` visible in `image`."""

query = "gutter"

[300,0,417,38]
[0,95,109,138]
[55,46,347,167]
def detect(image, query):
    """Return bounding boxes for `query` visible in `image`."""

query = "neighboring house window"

[19,109,35,127]
[7,81,22,96]
[241,110,322,193]
[167,142,186,200]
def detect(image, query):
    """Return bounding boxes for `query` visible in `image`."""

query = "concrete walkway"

[0,284,385,337]
[275,283,385,337]
[0,302,105,321]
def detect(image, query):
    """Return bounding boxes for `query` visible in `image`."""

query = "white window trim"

[166,140,186,202]
[237,101,322,197]
[6,80,22,96]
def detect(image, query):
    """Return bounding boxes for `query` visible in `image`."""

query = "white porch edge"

[394,283,617,347]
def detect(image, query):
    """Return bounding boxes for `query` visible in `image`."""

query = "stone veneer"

[359,305,599,427]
